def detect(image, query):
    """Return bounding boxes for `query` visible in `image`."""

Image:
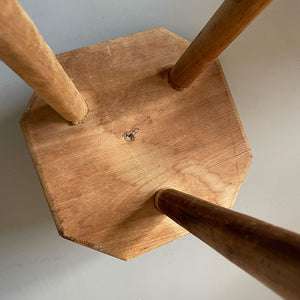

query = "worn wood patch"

[20,27,252,260]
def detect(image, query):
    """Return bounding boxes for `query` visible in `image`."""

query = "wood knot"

[123,128,139,141]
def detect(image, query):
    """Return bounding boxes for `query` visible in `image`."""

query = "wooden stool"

[0,0,299,299]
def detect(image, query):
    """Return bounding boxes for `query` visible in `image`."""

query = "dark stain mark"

[146,116,153,124]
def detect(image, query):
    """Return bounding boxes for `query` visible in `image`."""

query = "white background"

[0,0,299,299]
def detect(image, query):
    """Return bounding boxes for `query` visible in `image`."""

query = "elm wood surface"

[21,27,252,260]
[155,189,300,300]
[169,0,274,89]
[0,0,88,122]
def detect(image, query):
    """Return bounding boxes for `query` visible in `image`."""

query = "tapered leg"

[0,0,88,122]
[155,188,300,300]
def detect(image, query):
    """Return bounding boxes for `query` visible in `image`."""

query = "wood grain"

[0,0,88,122]
[169,0,274,89]
[155,189,300,300]
[20,27,252,260]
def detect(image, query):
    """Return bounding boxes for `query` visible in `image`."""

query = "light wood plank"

[21,27,252,260]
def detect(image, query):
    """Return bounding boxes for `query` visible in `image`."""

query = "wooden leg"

[155,189,300,300]
[0,0,88,123]
[169,0,274,90]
